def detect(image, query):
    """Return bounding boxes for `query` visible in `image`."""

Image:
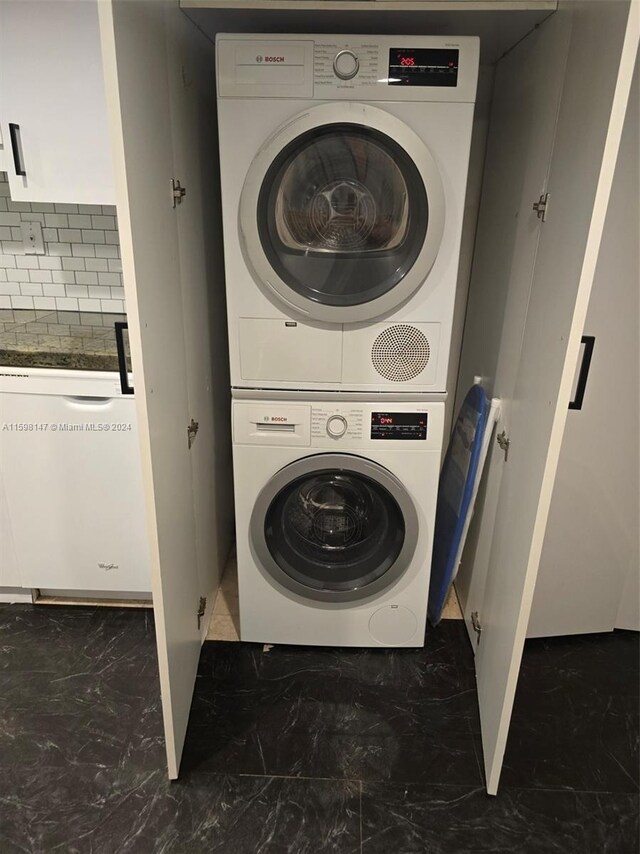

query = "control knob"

[326,414,348,438]
[333,50,359,81]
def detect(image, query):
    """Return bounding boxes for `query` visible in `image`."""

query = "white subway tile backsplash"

[38,256,62,270]
[76,271,98,286]
[62,257,86,271]
[12,296,34,309]
[43,284,67,298]
[47,243,72,257]
[81,229,105,244]
[85,258,109,272]
[95,245,118,259]
[58,228,82,243]
[98,272,120,287]
[66,284,89,298]
[33,296,57,310]
[71,243,95,257]
[6,200,31,213]
[21,213,45,225]
[0,175,123,312]
[29,270,53,284]
[20,282,43,297]
[54,203,79,214]
[0,213,21,227]
[91,215,116,230]
[55,297,79,311]
[100,299,123,312]
[0,282,20,296]
[68,214,92,229]
[16,257,40,269]
[78,298,102,312]
[52,271,76,284]
[44,213,69,228]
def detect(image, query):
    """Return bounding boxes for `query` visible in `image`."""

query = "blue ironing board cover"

[428,384,489,626]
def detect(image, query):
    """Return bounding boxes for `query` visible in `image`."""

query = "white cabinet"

[527,56,639,638]
[0,370,150,593]
[0,0,115,205]
[97,0,636,793]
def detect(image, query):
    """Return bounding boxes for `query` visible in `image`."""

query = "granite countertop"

[0,308,127,371]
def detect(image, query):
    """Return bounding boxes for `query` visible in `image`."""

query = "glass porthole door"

[240,103,445,324]
[250,454,419,603]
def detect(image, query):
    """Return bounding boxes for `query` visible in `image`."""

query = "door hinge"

[171,178,186,208]
[471,611,482,645]
[187,418,199,449]
[197,596,207,630]
[532,192,549,222]
[496,429,510,462]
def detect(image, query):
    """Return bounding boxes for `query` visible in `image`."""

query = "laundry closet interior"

[95,0,637,795]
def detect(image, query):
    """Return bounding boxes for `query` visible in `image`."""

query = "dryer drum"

[257,124,429,308]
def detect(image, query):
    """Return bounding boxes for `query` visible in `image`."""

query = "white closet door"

[164,13,235,614]
[99,0,200,779]
[475,0,638,795]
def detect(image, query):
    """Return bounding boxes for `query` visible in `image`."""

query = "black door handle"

[569,335,595,410]
[114,321,134,395]
[8,123,26,177]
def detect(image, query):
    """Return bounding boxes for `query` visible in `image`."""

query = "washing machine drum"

[251,454,419,602]
[240,104,446,324]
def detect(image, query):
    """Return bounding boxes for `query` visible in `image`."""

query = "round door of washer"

[239,103,445,324]
[250,453,419,603]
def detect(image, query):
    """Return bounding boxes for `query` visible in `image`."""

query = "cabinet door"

[0,0,115,204]
[99,0,232,779]
[470,0,638,795]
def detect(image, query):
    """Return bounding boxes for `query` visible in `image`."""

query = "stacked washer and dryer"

[216,34,479,647]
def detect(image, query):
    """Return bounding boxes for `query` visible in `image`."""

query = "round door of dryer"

[239,102,445,324]
[250,453,419,602]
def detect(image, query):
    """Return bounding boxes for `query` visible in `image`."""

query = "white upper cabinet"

[0,0,115,205]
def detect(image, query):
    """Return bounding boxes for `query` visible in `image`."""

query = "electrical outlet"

[20,220,45,254]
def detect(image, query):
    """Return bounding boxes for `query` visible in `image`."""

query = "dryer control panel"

[217,34,479,103]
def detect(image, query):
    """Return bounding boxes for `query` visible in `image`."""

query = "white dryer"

[216,34,479,394]
[232,397,444,647]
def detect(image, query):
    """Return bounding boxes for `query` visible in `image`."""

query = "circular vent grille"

[371,325,430,382]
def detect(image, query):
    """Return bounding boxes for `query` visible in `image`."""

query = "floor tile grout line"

[359,779,363,854]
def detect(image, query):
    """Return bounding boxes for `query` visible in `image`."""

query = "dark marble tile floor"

[0,602,637,853]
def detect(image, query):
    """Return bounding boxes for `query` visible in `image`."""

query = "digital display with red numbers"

[371,412,428,440]
[388,48,459,87]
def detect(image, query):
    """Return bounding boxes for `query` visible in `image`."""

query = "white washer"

[216,34,479,394]
[232,397,444,647]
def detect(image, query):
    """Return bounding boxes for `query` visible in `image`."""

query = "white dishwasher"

[0,368,151,594]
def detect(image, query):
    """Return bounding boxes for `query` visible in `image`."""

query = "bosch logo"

[264,56,285,63]
[256,55,263,62]
[270,416,288,422]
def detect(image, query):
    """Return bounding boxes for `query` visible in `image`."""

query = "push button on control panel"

[333,50,359,80]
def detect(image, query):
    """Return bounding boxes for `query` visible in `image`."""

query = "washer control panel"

[314,41,380,91]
